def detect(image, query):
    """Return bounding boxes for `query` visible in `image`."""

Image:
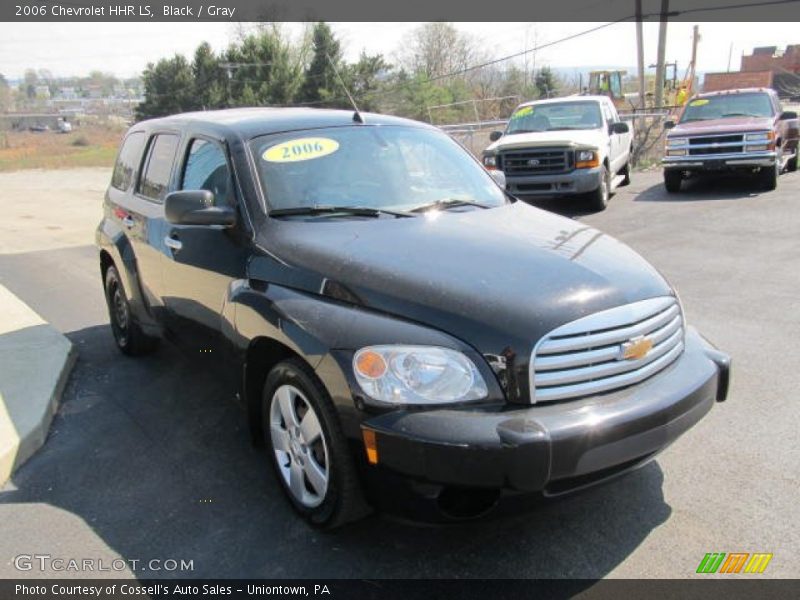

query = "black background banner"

[2,0,800,22]
[2,579,800,600]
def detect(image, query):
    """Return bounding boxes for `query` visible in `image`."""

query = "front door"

[160,136,249,381]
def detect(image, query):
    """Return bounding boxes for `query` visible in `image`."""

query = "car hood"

[486,129,607,153]
[670,116,773,136]
[250,203,673,360]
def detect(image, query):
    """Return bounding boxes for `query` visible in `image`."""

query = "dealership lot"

[0,167,799,578]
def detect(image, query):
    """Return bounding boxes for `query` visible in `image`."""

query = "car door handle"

[164,236,183,252]
[121,216,135,228]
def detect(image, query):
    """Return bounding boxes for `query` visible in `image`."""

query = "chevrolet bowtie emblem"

[620,336,653,360]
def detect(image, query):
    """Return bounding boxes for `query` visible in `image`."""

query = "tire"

[787,151,798,173]
[262,358,370,529]
[620,161,631,187]
[586,164,610,211]
[759,160,779,191]
[103,265,158,356]
[664,170,683,193]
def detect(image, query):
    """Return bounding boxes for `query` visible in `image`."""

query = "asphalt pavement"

[0,167,798,579]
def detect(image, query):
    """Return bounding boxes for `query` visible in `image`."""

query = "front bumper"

[662,151,776,170]
[505,167,602,197]
[362,328,729,498]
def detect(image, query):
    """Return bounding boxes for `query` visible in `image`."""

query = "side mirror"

[609,121,629,134]
[165,190,236,227]
[489,131,504,142]
[664,120,676,130]
[779,111,797,120]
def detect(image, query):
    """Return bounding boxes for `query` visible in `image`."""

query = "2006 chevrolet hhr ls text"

[97,108,730,527]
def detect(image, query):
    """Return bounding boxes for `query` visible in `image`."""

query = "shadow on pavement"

[1,319,673,579]
[635,172,770,202]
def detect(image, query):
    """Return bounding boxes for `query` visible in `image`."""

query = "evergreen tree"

[534,66,558,99]
[135,55,195,120]
[298,22,344,107]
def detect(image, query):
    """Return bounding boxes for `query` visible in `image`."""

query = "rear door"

[160,134,250,377]
[106,130,179,320]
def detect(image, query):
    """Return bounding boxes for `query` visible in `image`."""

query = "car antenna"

[326,53,365,124]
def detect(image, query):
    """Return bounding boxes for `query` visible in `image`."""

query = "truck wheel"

[664,170,683,193]
[263,358,371,529]
[620,162,632,186]
[587,165,610,210]
[104,265,159,356]
[759,161,779,191]
[787,152,798,173]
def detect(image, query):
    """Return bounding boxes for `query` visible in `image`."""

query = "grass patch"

[0,124,124,172]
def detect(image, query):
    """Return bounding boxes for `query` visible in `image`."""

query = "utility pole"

[635,0,646,108]
[654,0,669,109]
[687,24,700,94]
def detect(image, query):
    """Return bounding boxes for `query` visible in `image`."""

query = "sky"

[1,21,798,81]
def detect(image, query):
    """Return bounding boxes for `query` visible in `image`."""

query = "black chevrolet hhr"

[97,108,730,527]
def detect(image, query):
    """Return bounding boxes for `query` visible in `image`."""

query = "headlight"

[353,345,488,405]
[483,155,497,169]
[745,131,773,142]
[666,137,687,147]
[575,149,599,168]
[666,149,686,156]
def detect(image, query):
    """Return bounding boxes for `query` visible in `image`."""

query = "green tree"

[135,54,195,120]
[534,66,558,98]
[192,42,226,109]
[298,22,345,107]
[345,51,389,112]
[0,73,11,112]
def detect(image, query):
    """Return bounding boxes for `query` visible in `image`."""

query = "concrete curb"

[0,284,76,486]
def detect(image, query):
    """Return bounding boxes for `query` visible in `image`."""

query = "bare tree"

[398,23,483,81]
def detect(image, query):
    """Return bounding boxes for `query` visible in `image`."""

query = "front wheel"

[586,164,610,211]
[787,151,798,173]
[664,170,683,193]
[263,358,370,528]
[759,161,779,191]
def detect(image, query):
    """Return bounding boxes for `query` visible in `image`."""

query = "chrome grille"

[501,148,572,176]
[531,297,684,403]
[688,133,744,156]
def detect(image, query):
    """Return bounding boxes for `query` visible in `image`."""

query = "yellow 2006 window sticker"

[263,137,340,163]
[689,98,709,107]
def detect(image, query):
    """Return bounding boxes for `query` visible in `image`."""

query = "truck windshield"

[506,101,603,134]
[680,93,774,122]
[250,125,506,214]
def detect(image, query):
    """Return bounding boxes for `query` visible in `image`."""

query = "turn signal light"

[362,428,379,465]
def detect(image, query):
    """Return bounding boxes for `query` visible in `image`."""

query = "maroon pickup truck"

[662,88,799,192]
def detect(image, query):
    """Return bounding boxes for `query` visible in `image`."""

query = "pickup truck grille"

[688,134,744,156]
[531,297,684,403]
[500,148,572,176]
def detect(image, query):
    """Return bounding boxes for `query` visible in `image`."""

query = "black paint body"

[97,108,730,520]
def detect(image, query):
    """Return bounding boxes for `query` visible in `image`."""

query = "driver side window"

[181,138,234,207]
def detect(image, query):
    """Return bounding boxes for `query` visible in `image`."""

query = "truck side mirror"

[664,120,676,130]
[165,190,236,227]
[609,121,629,134]
[779,111,797,120]
[489,131,504,142]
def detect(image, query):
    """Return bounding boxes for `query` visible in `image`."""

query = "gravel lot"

[0,166,798,579]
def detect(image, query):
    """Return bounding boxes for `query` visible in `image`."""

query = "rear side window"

[138,133,179,201]
[111,132,145,191]
[181,139,234,206]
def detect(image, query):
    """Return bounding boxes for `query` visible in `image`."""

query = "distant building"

[741,45,800,75]
[702,44,800,100]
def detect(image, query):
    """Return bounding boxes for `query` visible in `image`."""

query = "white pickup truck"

[482,96,634,210]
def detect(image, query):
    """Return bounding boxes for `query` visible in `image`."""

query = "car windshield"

[680,93,774,122]
[506,101,603,134]
[250,125,506,214]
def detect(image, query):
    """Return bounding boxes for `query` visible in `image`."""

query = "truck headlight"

[483,155,497,169]
[666,137,687,147]
[745,132,773,142]
[575,150,599,168]
[353,345,488,405]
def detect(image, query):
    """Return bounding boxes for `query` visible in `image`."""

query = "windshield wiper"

[409,198,490,213]
[721,113,761,118]
[268,205,413,218]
